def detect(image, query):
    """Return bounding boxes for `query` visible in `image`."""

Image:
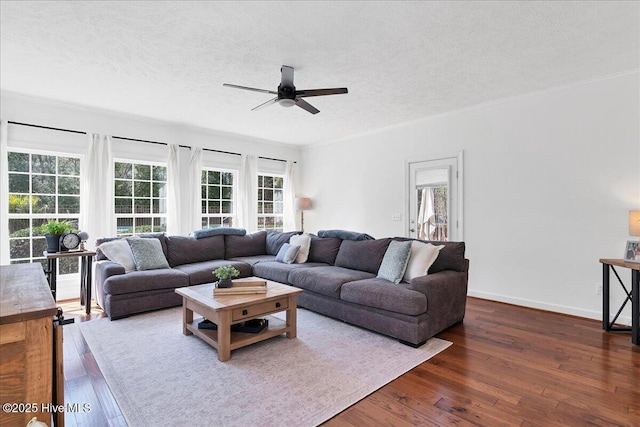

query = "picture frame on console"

[623,240,640,263]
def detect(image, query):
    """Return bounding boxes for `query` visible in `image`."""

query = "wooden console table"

[44,250,96,314]
[599,258,639,345]
[0,263,63,426]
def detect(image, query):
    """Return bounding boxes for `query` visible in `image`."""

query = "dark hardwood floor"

[59,297,639,427]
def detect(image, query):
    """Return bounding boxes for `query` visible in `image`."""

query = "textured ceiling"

[1,1,638,146]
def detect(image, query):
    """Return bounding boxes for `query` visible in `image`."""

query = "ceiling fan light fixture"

[279,98,296,108]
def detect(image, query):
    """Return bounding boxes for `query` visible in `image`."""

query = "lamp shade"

[295,197,312,211]
[630,210,640,236]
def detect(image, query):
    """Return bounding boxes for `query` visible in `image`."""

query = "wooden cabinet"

[1,263,61,427]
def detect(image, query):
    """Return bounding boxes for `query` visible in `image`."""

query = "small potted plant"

[213,264,240,288]
[41,220,72,253]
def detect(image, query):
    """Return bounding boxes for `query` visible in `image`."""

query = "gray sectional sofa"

[94,230,468,346]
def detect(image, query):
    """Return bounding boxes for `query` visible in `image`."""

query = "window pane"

[274,202,283,214]
[209,171,220,185]
[263,202,273,214]
[115,198,132,214]
[9,219,30,236]
[134,198,151,214]
[58,176,80,195]
[32,175,56,194]
[274,177,283,188]
[152,217,166,233]
[221,172,233,185]
[58,196,80,214]
[9,174,29,193]
[201,185,207,199]
[33,195,55,213]
[210,186,220,199]
[208,201,220,214]
[264,176,273,188]
[8,194,30,213]
[117,218,133,236]
[134,181,151,197]
[115,180,132,197]
[152,166,167,181]
[58,157,80,175]
[134,164,151,180]
[263,190,273,201]
[32,238,46,258]
[222,186,232,199]
[274,190,283,202]
[31,154,56,174]
[10,239,30,259]
[32,218,48,236]
[153,182,166,197]
[115,162,132,179]
[201,201,207,214]
[222,201,232,214]
[153,198,165,214]
[135,217,152,233]
[8,152,29,172]
[201,170,207,184]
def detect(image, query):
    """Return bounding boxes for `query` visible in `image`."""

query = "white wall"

[301,72,640,323]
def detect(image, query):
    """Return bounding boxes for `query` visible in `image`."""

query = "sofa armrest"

[408,263,469,335]
[96,260,126,278]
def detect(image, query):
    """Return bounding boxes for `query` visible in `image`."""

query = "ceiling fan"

[223,65,348,115]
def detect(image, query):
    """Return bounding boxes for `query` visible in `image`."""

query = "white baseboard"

[467,290,633,326]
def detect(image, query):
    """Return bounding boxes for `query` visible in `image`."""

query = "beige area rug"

[78,307,451,427]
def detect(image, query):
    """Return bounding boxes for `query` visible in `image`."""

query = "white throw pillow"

[402,241,444,282]
[99,239,137,273]
[289,233,312,263]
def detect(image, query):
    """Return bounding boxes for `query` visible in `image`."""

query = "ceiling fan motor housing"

[277,84,296,107]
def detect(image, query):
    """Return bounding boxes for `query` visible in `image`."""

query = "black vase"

[45,234,60,253]
[218,278,233,288]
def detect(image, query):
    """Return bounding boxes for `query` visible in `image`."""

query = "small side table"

[599,258,639,345]
[44,250,97,314]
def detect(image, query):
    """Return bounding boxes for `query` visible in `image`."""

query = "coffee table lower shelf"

[185,316,287,352]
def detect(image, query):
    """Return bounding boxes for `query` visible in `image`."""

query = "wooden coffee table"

[175,278,303,361]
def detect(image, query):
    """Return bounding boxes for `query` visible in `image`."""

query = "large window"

[114,161,167,236]
[201,169,235,228]
[7,151,81,273]
[257,174,284,231]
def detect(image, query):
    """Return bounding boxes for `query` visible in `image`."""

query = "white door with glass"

[408,154,462,241]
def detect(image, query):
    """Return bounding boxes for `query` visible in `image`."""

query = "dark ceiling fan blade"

[281,65,294,87]
[295,98,320,114]
[295,88,348,98]
[223,83,277,95]
[251,97,279,111]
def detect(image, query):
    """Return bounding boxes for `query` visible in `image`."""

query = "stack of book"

[213,278,267,296]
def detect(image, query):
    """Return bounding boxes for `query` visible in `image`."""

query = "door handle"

[410,229,415,233]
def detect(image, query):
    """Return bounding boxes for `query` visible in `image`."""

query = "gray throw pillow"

[127,237,170,271]
[275,243,300,264]
[377,240,412,284]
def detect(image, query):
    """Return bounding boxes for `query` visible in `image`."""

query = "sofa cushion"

[228,255,276,266]
[165,235,225,267]
[275,243,300,264]
[127,237,170,271]
[252,261,328,285]
[288,266,375,298]
[173,260,252,286]
[403,241,444,282]
[340,278,427,316]
[99,239,136,272]
[308,236,342,265]
[266,230,301,255]
[224,231,267,258]
[318,229,374,240]
[290,233,312,263]
[377,240,412,284]
[103,268,189,295]
[334,238,392,274]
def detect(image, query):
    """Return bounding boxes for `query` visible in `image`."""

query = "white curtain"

[166,144,182,236]
[237,154,258,232]
[80,133,114,249]
[0,120,9,264]
[283,160,296,231]
[188,147,203,232]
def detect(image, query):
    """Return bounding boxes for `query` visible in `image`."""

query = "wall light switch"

[392,214,402,221]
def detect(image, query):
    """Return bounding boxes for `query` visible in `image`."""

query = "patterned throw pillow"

[127,237,170,271]
[377,240,413,284]
[275,243,300,264]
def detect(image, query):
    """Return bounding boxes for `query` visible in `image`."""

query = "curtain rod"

[8,121,295,163]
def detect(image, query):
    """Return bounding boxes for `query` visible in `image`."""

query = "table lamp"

[630,210,640,240]
[295,197,313,232]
